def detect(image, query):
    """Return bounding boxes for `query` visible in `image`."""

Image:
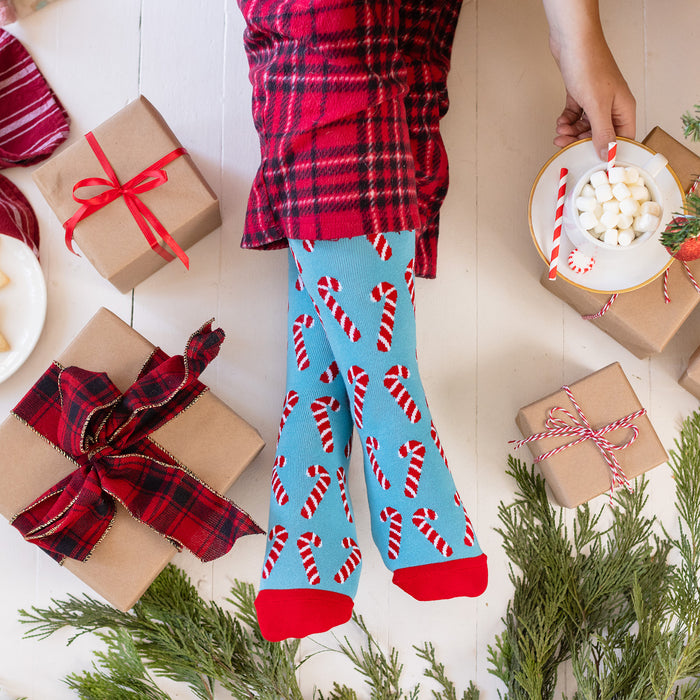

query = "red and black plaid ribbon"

[10,321,262,564]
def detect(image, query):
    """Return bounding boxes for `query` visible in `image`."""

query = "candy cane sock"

[289,232,487,602]
[254,253,360,641]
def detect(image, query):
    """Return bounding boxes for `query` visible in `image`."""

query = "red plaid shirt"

[238,0,462,279]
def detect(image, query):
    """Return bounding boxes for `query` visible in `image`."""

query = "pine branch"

[660,192,700,252]
[414,642,479,700]
[682,104,700,142]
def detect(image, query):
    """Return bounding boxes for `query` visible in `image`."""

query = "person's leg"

[254,251,360,641]
[289,231,487,600]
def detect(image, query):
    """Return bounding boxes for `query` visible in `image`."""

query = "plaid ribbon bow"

[511,385,646,502]
[11,321,262,563]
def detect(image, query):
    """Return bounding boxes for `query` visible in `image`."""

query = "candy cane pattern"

[337,467,353,523]
[295,274,304,291]
[384,365,422,423]
[334,537,362,583]
[399,439,426,498]
[318,276,361,342]
[297,531,322,585]
[292,314,314,371]
[454,492,475,546]
[262,525,288,579]
[344,434,353,459]
[271,456,289,506]
[303,240,315,252]
[320,361,339,384]
[371,282,397,353]
[430,420,450,471]
[412,508,453,557]
[405,258,416,313]
[367,232,393,261]
[277,390,299,445]
[347,365,369,428]
[311,396,340,453]
[380,506,402,560]
[365,436,391,490]
[301,465,331,519]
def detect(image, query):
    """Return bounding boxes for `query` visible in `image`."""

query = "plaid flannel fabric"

[238,0,463,278]
[11,322,262,564]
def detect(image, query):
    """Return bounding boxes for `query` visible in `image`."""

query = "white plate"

[0,234,47,384]
[529,138,684,293]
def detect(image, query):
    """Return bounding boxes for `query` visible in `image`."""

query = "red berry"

[673,236,700,261]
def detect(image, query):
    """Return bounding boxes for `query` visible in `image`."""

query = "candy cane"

[301,464,331,519]
[297,531,322,585]
[271,456,289,506]
[430,420,449,471]
[262,525,289,579]
[293,314,314,371]
[367,232,393,260]
[334,537,362,583]
[311,396,340,453]
[412,508,453,557]
[399,439,426,498]
[380,506,402,560]
[337,467,353,523]
[454,492,475,546]
[303,240,315,252]
[320,360,339,384]
[365,436,391,490]
[277,390,299,445]
[371,282,397,352]
[318,276,361,342]
[384,365,422,423]
[405,258,416,313]
[295,274,304,291]
[347,365,369,428]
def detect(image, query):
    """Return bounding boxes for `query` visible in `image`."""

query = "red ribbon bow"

[511,385,646,502]
[11,321,262,563]
[63,131,190,268]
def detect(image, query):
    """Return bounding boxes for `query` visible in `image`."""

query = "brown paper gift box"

[515,362,668,509]
[679,344,700,399]
[540,128,700,359]
[33,96,221,293]
[0,308,264,611]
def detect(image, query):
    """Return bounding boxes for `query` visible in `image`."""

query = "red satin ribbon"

[64,131,190,268]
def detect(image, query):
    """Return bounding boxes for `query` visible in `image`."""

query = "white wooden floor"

[1,1,699,697]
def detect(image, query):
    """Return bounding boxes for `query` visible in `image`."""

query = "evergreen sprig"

[660,191,700,252]
[682,104,700,142]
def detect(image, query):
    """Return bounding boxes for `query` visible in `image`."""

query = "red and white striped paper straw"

[607,141,617,171]
[548,167,568,280]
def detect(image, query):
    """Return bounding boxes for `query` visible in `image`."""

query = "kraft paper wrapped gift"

[33,96,221,293]
[0,308,264,611]
[540,127,700,359]
[679,344,700,399]
[515,362,668,508]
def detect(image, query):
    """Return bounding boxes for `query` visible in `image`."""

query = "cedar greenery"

[682,104,700,143]
[18,409,700,699]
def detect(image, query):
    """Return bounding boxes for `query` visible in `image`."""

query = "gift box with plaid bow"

[513,362,668,508]
[540,128,700,359]
[0,308,264,610]
[33,96,221,293]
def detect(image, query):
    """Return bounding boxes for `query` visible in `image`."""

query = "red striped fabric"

[0,28,69,168]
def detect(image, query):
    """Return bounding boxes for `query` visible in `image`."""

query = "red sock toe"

[392,554,488,601]
[254,588,354,641]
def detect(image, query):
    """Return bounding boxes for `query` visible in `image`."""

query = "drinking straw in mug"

[548,166,568,280]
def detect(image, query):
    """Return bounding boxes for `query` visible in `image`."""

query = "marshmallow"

[617,213,634,230]
[612,182,632,201]
[602,200,620,213]
[641,200,662,216]
[617,228,635,246]
[579,211,598,230]
[619,197,639,217]
[593,221,607,234]
[637,213,660,233]
[608,166,626,184]
[630,185,651,202]
[600,210,619,229]
[590,170,609,188]
[581,183,596,197]
[603,228,619,246]
[595,184,613,202]
[624,167,640,184]
[576,196,598,212]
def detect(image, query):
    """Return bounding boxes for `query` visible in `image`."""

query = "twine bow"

[11,321,262,563]
[511,385,646,502]
[63,131,190,268]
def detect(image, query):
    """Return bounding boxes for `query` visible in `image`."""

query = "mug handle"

[643,152,668,178]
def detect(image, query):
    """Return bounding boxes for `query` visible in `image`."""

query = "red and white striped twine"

[510,384,645,502]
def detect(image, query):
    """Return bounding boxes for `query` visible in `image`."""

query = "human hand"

[542,0,636,161]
